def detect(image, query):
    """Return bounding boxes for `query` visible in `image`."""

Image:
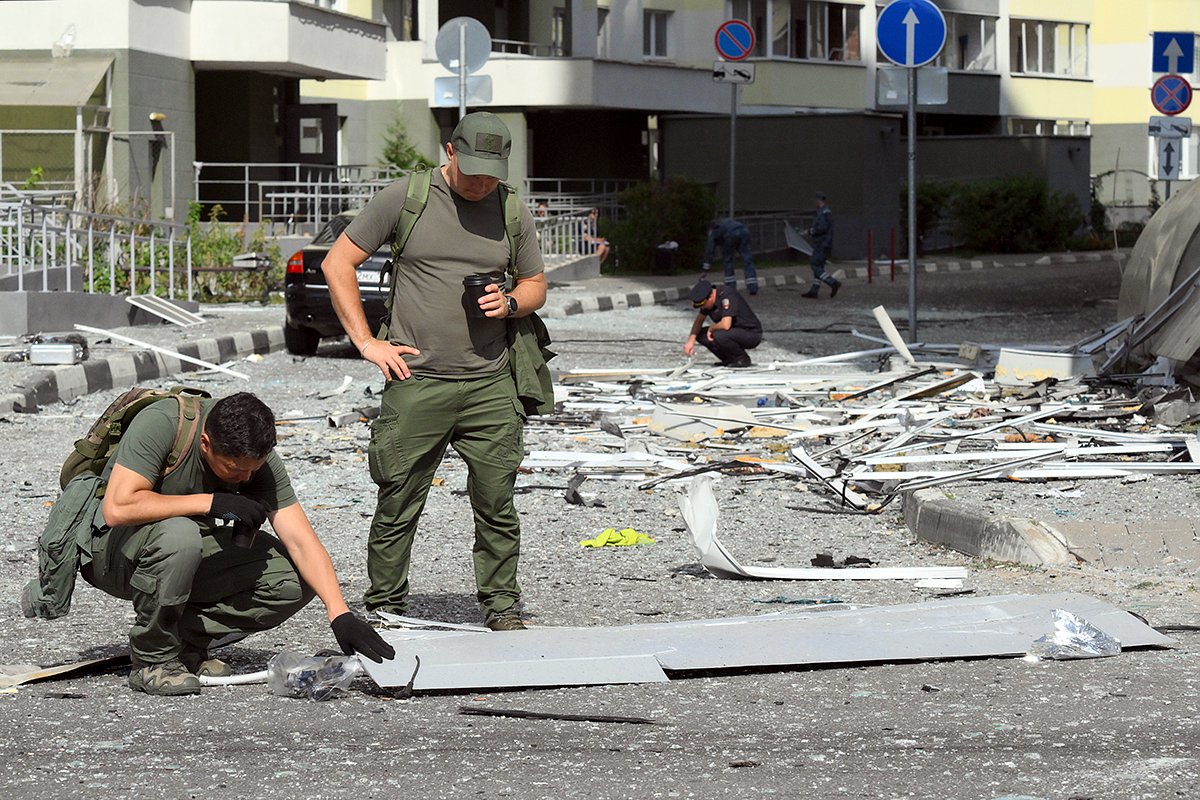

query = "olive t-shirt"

[344,168,545,378]
[106,398,295,510]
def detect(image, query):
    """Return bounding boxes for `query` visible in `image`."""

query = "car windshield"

[311,214,354,246]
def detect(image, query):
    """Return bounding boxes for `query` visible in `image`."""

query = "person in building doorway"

[683,278,762,368]
[802,191,840,298]
[703,218,759,294]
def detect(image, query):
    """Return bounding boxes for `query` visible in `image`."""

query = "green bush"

[949,174,1082,253]
[900,180,956,252]
[185,202,283,302]
[605,178,718,274]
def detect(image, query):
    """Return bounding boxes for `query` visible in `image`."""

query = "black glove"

[209,492,269,530]
[331,611,396,663]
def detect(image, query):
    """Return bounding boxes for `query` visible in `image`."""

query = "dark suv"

[283,210,391,355]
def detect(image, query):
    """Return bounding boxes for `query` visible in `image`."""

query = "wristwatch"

[505,295,518,317]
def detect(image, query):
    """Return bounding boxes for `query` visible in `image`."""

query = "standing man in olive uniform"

[802,191,841,298]
[683,279,762,368]
[320,112,547,632]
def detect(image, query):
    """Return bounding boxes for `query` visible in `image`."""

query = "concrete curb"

[1,326,286,413]
[903,488,1076,566]
[540,251,1122,319]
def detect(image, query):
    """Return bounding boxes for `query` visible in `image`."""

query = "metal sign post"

[714,19,755,219]
[876,0,946,342]
[434,17,492,122]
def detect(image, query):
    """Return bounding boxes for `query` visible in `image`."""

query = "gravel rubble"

[1,260,1198,798]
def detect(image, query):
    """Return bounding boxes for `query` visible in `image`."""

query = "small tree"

[381,113,435,171]
[606,178,719,274]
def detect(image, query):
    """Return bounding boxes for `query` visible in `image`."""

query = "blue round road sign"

[715,19,755,62]
[877,0,946,68]
[1152,74,1192,116]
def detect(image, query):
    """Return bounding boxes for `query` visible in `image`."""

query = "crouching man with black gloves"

[26,391,394,696]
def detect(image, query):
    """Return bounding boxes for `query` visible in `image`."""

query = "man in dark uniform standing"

[802,191,840,298]
[683,279,762,368]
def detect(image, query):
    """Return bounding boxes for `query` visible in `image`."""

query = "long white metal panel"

[360,593,1173,690]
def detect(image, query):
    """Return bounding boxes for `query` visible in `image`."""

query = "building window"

[1010,19,1088,77]
[552,7,566,56]
[598,7,610,58]
[934,12,996,71]
[1008,118,1090,136]
[731,1,859,61]
[644,10,670,58]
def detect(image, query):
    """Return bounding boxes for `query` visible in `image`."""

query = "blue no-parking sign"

[1152,74,1193,116]
[877,0,946,68]
[715,19,755,62]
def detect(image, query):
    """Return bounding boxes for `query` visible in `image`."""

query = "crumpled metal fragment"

[1026,608,1122,661]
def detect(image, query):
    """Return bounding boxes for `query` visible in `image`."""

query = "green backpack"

[59,385,210,491]
[376,168,524,339]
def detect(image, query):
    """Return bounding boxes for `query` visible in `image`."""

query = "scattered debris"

[125,294,205,327]
[75,323,250,379]
[1025,608,1123,662]
[680,476,968,581]
[0,654,130,689]
[751,596,846,606]
[459,706,655,725]
[564,473,604,507]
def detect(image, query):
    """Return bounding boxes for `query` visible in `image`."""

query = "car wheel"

[284,322,320,356]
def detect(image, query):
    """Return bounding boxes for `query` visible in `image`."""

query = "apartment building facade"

[1,1,1194,251]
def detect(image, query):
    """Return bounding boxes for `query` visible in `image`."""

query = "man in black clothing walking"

[802,191,841,298]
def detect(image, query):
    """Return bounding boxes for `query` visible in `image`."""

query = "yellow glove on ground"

[579,527,656,547]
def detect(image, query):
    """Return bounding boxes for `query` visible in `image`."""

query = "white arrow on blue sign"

[877,0,947,69]
[1153,32,1195,75]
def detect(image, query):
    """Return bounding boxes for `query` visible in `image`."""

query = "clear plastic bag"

[1025,608,1122,661]
[266,651,363,701]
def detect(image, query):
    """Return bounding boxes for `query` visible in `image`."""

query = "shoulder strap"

[392,169,432,262]
[163,394,203,480]
[499,182,523,281]
[377,169,433,339]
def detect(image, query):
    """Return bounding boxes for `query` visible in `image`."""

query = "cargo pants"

[364,368,524,617]
[80,509,315,665]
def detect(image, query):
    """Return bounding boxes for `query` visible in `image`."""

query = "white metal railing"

[0,201,193,300]
[534,208,606,263]
[258,178,395,232]
[493,38,565,57]
[193,161,402,227]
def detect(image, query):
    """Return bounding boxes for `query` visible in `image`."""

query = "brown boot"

[128,659,201,696]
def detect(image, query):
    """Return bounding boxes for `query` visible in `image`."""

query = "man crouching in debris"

[683,278,763,368]
[23,391,394,696]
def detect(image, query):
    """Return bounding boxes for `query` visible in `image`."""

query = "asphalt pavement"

[4,249,1200,799]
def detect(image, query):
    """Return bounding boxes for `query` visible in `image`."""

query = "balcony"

[191,0,386,80]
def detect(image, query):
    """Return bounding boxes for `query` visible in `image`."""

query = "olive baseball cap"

[451,112,511,180]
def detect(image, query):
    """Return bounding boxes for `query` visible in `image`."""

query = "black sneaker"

[829,280,841,298]
[800,287,820,299]
[484,610,527,631]
[728,355,752,368]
